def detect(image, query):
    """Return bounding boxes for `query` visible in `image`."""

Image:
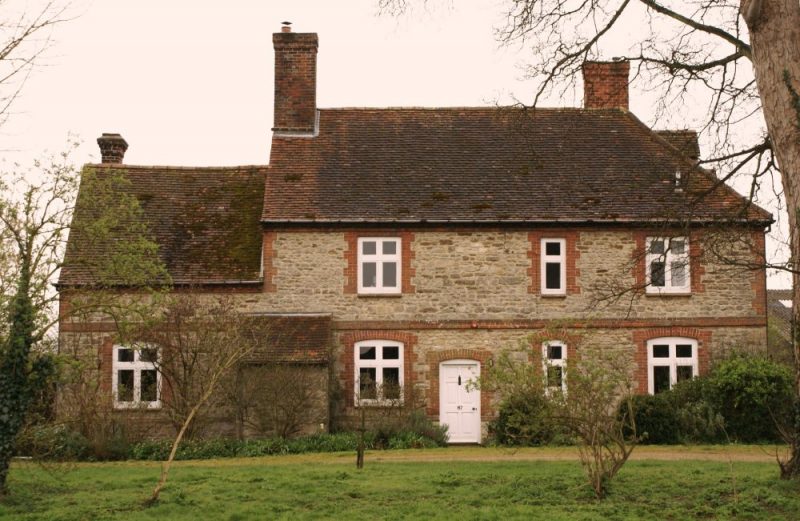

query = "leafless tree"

[554,348,638,499]
[228,363,326,440]
[381,0,800,478]
[131,295,271,505]
[0,0,71,130]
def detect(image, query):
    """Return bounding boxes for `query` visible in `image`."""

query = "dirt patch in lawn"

[145,444,785,469]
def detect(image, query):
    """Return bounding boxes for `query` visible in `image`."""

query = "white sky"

[2,0,791,288]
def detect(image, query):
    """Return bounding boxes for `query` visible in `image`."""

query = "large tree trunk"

[742,0,800,478]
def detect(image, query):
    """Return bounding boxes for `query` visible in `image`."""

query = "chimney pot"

[281,21,292,33]
[97,133,128,164]
[582,60,630,110]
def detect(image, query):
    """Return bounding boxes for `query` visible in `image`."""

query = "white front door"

[439,360,481,443]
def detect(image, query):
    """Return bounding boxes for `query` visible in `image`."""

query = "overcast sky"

[2,0,790,287]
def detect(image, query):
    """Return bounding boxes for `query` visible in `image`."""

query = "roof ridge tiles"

[317,106,623,112]
[87,164,269,171]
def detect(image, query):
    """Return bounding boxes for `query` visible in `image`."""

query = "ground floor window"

[542,341,567,394]
[646,337,698,394]
[354,340,404,404]
[112,344,160,408]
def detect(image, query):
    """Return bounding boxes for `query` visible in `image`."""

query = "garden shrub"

[369,410,448,449]
[15,424,90,461]
[707,354,794,442]
[627,378,726,445]
[670,378,726,443]
[490,389,562,446]
[123,429,442,462]
[627,393,680,444]
[627,354,790,444]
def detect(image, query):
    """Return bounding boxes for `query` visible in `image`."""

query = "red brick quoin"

[262,231,278,292]
[339,331,418,407]
[632,327,712,394]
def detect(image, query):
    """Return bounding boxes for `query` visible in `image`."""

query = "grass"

[2,446,799,520]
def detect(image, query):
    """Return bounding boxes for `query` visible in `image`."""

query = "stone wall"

[59,226,768,440]
[258,228,765,322]
[330,325,764,428]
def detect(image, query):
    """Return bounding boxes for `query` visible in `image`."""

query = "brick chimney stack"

[97,133,128,164]
[582,60,630,110]
[273,23,318,134]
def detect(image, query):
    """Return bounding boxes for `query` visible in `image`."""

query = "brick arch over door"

[339,331,418,407]
[426,349,493,420]
[632,327,712,394]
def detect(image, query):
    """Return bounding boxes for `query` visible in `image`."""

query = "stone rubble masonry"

[261,228,765,321]
[250,226,766,425]
[61,226,767,432]
[330,326,761,423]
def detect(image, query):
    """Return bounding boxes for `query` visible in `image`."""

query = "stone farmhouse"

[58,26,771,443]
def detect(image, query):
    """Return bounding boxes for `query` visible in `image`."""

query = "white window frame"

[112,344,161,409]
[542,341,567,394]
[645,237,690,294]
[540,238,566,295]
[354,340,404,405]
[646,337,698,394]
[357,237,402,295]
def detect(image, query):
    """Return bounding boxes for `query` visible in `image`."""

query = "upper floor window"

[647,337,697,394]
[113,345,160,409]
[358,238,401,295]
[354,340,404,404]
[646,237,690,294]
[542,341,567,394]
[541,238,566,295]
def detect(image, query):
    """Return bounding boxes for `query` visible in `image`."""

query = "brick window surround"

[426,349,493,420]
[339,331,418,407]
[633,230,705,295]
[529,331,582,367]
[528,230,580,295]
[632,327,711,394]
[100,337,174,408]
[344,231,415,294]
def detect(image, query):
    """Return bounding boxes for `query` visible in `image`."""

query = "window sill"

[357,293,403,298]
[645,292,691,298]
[354,401,405,408]
[540,293,567,298]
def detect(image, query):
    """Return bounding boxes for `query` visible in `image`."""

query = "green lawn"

[2,447,799,520]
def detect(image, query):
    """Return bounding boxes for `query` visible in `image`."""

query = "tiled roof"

[655,130,700,160]
[263,107,771,225]
[767,289,793,323]
[244,314,331,364]
[59,165,267,286]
